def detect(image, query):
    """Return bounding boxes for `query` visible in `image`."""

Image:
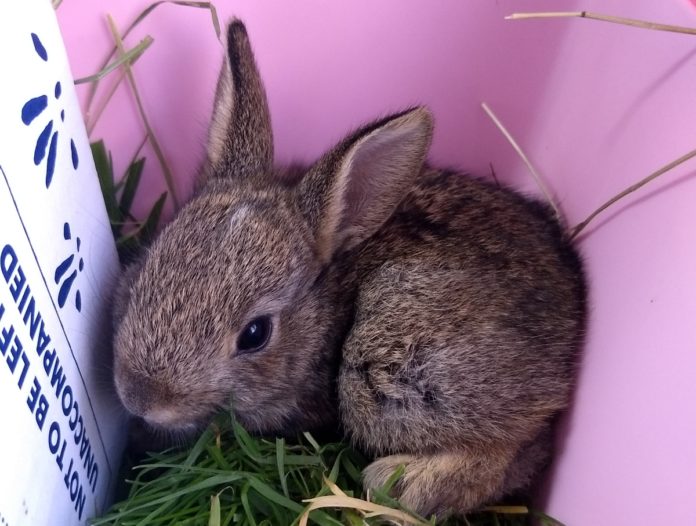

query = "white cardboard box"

[0,1,126,524]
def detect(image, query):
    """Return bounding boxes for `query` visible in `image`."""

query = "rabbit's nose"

[114,366,176,420]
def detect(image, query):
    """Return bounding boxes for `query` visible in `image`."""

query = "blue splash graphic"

[20,33,80,186]
[70,139,78,168]
[54,222,84,312]
[31,33,47,61]
[21,95,48,125]
[34,120,53,164]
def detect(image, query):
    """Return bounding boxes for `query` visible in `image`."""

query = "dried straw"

[481,102,563,223]
[106,14,180,207]
[84,1,221,122]
[570,146,696,239]
[506,11,696,36]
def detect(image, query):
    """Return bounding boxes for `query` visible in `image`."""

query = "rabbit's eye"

[237,316,272,354]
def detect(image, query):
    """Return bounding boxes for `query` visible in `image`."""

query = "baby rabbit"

[112,19,586,518]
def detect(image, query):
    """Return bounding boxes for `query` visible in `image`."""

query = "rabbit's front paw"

[364,453,445,518]
[363,450,509,518]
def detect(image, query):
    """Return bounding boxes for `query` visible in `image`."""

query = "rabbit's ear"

[204,20,273,182]
[298,107,433,262]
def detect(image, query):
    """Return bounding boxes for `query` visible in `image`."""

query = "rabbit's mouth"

[139,406,212,438]
[143,406,195,429]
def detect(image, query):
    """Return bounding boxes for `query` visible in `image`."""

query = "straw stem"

[481,102,563,223]
[570,146,696,239]
[74,37,153,86]
[84,1,221,118]
[506,11,696,36]
[106,14,180,208]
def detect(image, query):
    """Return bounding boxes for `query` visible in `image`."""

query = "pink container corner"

[57,1,696,524]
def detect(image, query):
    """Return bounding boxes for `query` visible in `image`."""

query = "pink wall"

[57,1,696,524]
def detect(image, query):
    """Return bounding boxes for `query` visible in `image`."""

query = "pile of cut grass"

[93,414,546,526]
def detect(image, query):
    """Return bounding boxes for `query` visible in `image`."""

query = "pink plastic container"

[57,1,696,524]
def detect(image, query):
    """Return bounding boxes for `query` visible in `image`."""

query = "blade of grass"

[289,468,312,497]
[247,478,304,514]
[92,473,249,524]
[209,493,221,526]
[118,157,145,218]
[75,37,153,85]
[340,455,363,485]
[115,234,141,260]
[366,487,427,523]
[271,454,322,467]
[144,490,213,524]
[139,191,167,245]
[91,141,121,231]
[207,444,233,471]
[506,11,696,36]
[326,450,346,484]
[377,465,405,494]
[298,495,430,526]
[246,488,280,523]
[115,190,166,254]
[303,432,322,454]
[240,483,258,526]
[342,511,365,526]
[184,425,215,467]
[134,464,253,476]
[247,478,342,526]
[135,496,180,526]
[277,438,290,499]
[233,421,269,465]
[106,14,180,208]
[221,504,239,526]
[115,139,146,193]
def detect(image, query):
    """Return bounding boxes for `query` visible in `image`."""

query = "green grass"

[91,139,167,263]
[92,414,555,526]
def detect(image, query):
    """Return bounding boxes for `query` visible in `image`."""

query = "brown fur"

[111,19,586,517]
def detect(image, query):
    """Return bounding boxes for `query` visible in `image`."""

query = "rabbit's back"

[339,168,585,506]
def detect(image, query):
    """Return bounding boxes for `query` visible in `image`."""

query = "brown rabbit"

[112,20,586,518]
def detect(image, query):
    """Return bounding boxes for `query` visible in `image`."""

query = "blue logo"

[20,33,79,188]
[54,222,84,312]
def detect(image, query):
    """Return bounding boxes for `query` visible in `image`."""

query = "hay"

[506,11,696,36]
[481,102,563,224]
